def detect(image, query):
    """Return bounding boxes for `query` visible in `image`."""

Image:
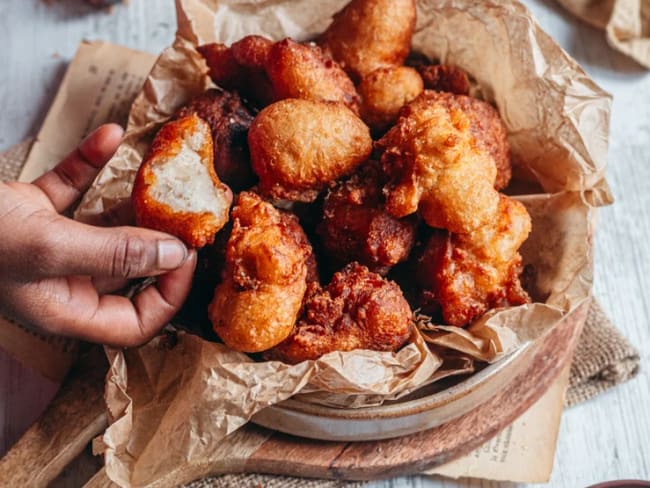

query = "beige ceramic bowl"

[251,341,533,441]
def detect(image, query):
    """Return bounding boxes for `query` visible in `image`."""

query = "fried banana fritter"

[209,192,313,352]
[403,66,511,189]
[132,114,233,248]
[231,34,273,69]
[457,95,512,190]
[377,91,500,234]
[197,40,274,108]
[358,66,423,134]
[248,99,372,202]
[318,163,417,275]
[266,263,412,363]
[416,64,471,96]
[198,36,359,112]
[318,0,416,82]
[176,89,256,192]
[266,39,360,113]
[416,195,531,326]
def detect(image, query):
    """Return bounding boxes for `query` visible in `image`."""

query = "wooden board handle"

[0,348,107,487]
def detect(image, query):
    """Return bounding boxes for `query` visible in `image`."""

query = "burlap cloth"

[0,139,640,487]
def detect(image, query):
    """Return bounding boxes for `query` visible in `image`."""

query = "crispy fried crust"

[416,195,531,326]
[454,95,512,190]
[266,263,413,363]
[248,99,373,202]
[400,68,511,189]
[266,39,360,113]
[359,66,423,134]
[176,89,256,192]
[416,64,471,96]
[231,35,272,69]
[197,42,241,88]
[197,40,274,108]
[132,114,233,248]
[318,163,417,275]
[198,36,359,112]
[209,192,313,352]
[318,0,416,82]
[377,90,500,234]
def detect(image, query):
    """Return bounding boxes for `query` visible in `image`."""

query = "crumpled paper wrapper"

[77,0,612,486]
[556,0,650,68]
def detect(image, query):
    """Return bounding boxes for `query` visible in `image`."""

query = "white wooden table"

[1,1,648,486]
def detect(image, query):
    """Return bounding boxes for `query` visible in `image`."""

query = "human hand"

[0,124,197,347]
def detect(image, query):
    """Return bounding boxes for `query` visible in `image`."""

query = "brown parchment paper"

[77,0,612,486]
[556,0,650,68]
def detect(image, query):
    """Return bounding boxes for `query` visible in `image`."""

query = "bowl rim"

[269,340,532,419]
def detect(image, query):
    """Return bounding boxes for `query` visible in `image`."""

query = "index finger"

[47,252,196,347]
[90,252,197,347]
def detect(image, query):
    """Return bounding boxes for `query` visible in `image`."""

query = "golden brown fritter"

[358,66,423,134]
[248,99,372,202]
[266,263,413,363]
[209,192,313,352]
[416,195,531,326]
[377,91,500,234]
[197,39,274,108]
[318,0,416,82]
[266,39,360,113]
[456,95,512,190]
[132,114,233,248]
[416,64,471,96]
[385,66,511,189]
[317,163,417,275]
[198,36,359,112]
[176,89,256,192]
[231,34,273,69]
[197,42,241,88]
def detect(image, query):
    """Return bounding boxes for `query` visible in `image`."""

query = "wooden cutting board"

[0,300,589,487]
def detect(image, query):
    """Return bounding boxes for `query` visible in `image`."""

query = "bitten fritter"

[416,64,471,96]
[132,114,233,248]
[377,91,500,234]
[318,0,416,82]
[176,89,256,192]
[266,263,413,363]
[209,192,313,352]
[248,99,372,202]
[318,163,417,275]
[198,36,359,112]
[266,39,360,113]
[416,195,531,326]
[358,66,423,134]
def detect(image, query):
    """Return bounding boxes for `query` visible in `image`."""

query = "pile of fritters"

[131,0,532,363]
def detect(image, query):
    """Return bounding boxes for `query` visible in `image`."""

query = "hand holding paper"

[0,124,196,347]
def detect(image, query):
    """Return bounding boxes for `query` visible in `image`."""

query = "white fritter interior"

[150,132,225,215]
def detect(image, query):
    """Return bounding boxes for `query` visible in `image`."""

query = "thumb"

[32,217,190,279]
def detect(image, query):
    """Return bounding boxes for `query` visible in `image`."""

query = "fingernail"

[157,240,188,270]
